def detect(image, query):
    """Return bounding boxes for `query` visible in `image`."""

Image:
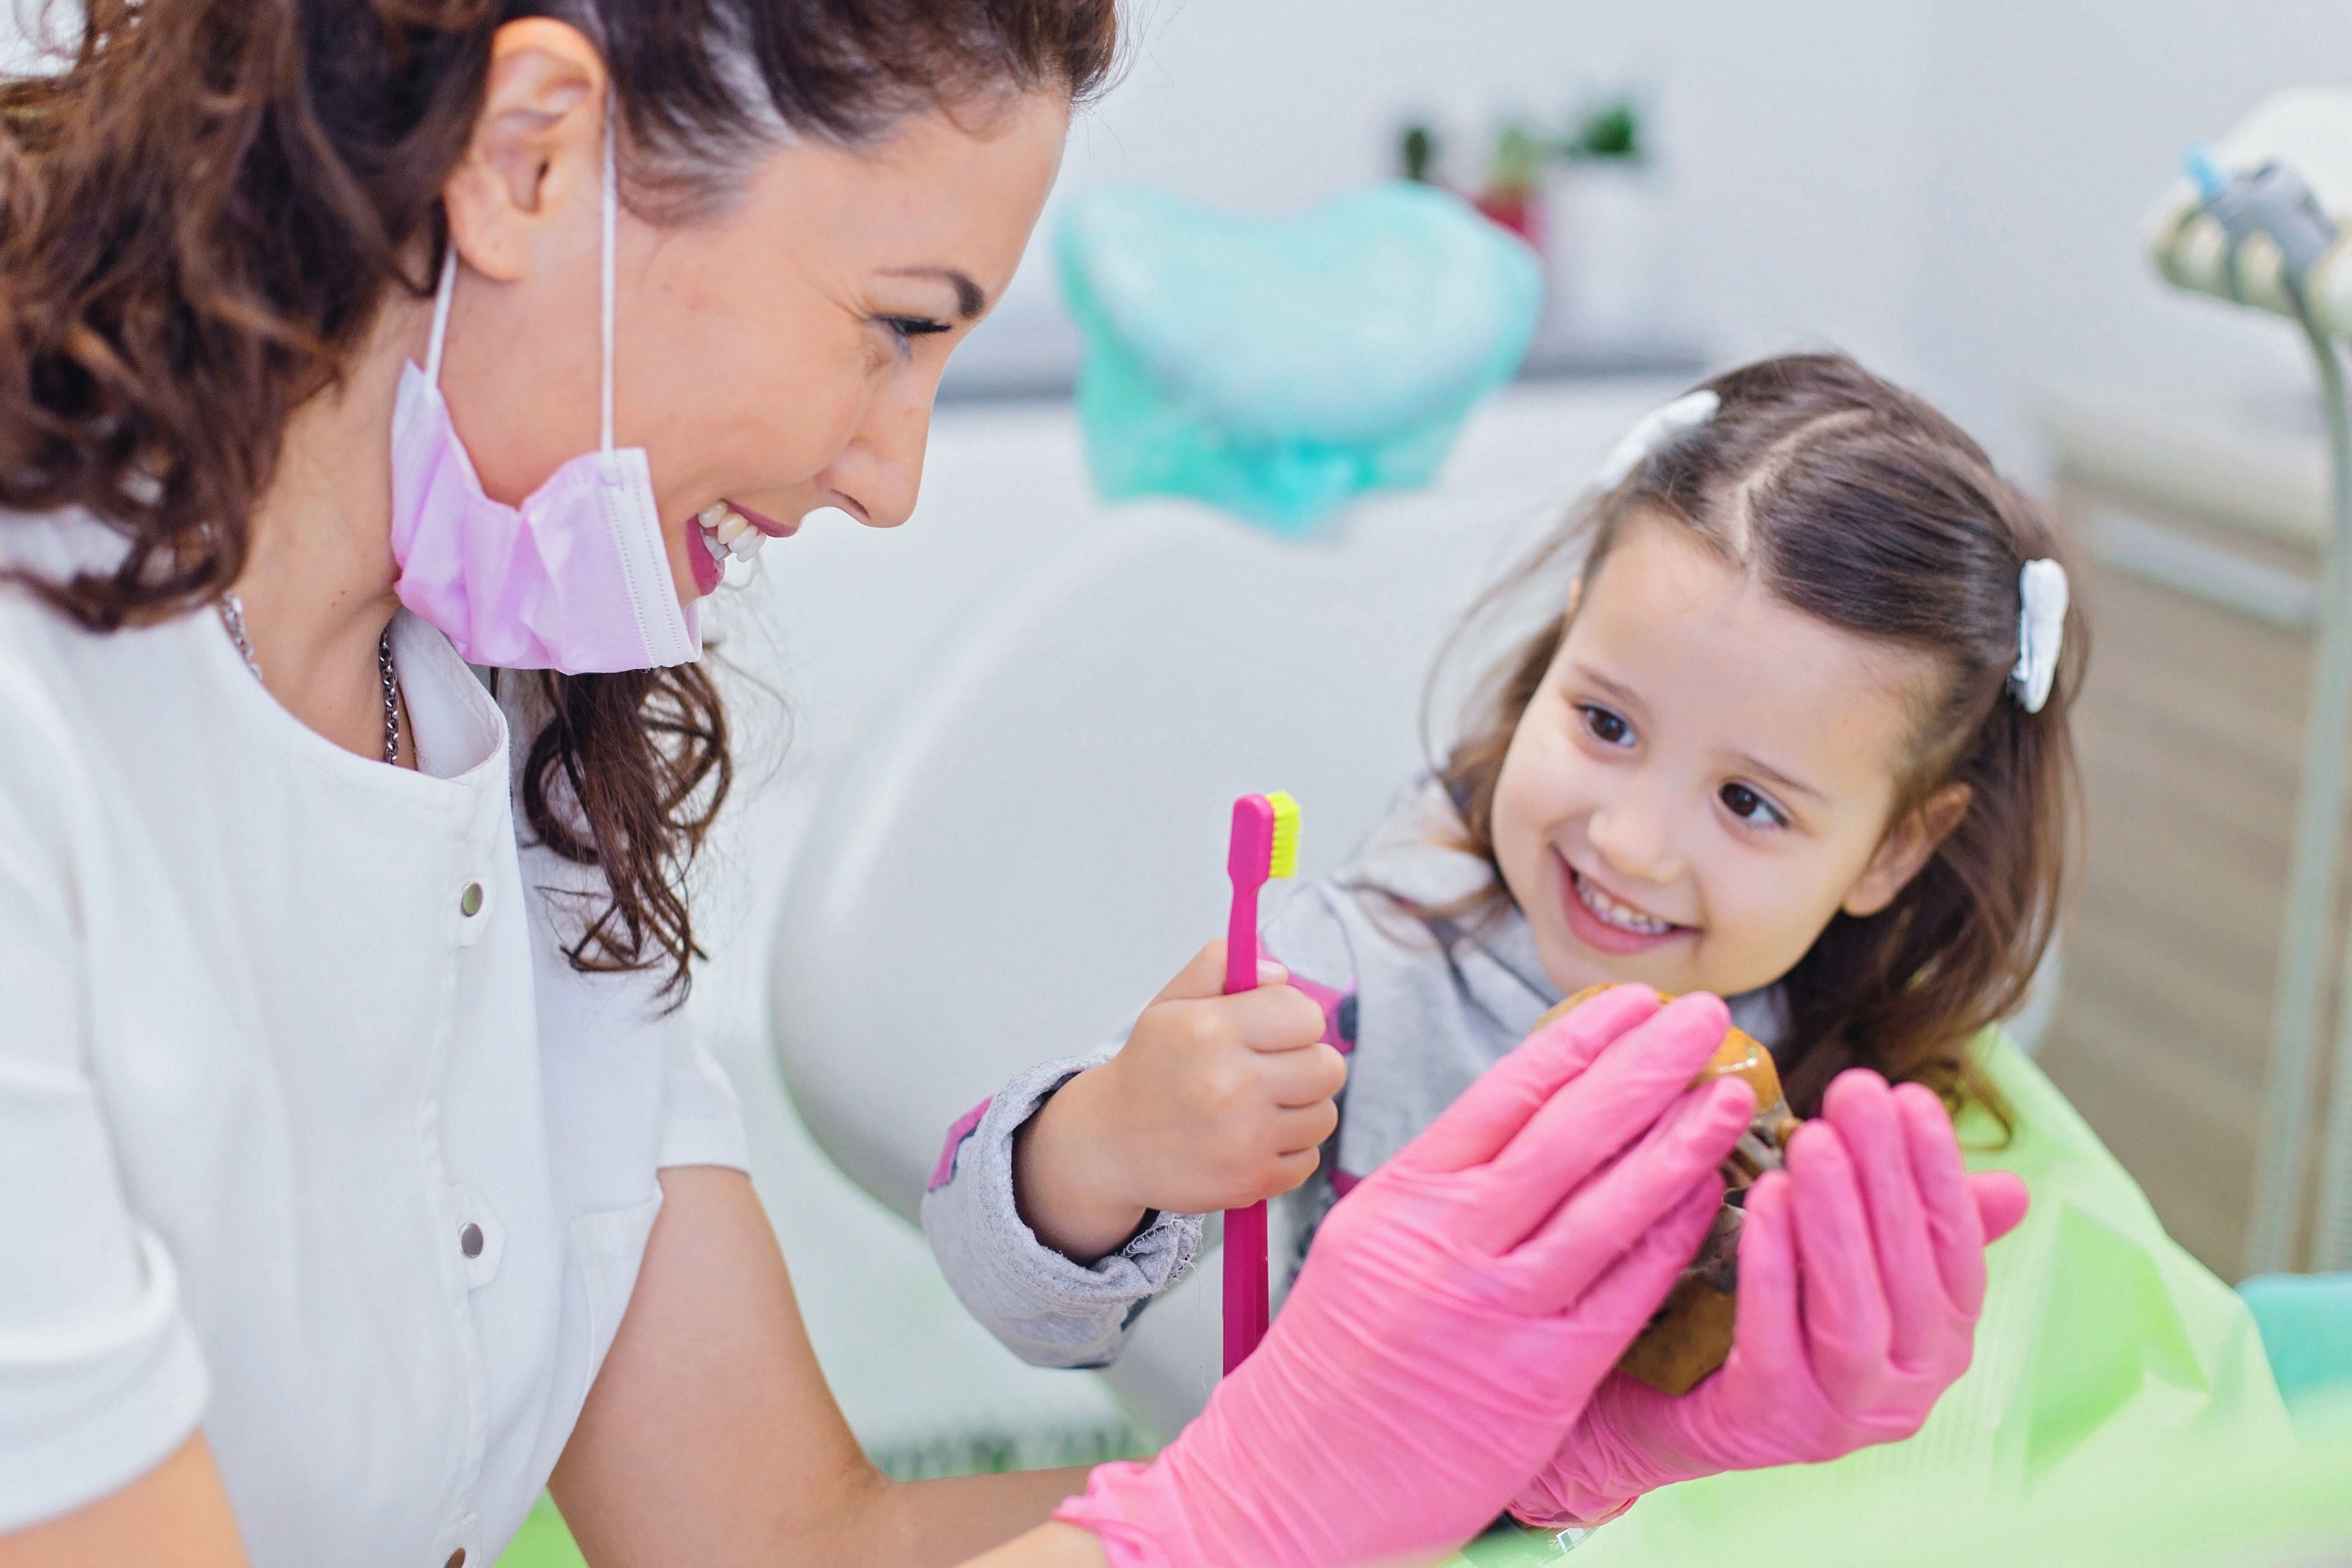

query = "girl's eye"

[1578,704,1634,747]
[1719,781,1788,828]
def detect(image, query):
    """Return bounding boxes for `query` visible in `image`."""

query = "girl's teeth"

[699,529,730,563]
[727,529,762,561]
[714,511,751,545]
[697,503,730,528]
[1576,871,1674,935]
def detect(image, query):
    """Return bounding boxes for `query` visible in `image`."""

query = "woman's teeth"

[697,503,766,564]
[1573,869,1677,935]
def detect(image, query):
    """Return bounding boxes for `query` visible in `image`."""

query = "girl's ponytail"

[1694,359,2084,1128]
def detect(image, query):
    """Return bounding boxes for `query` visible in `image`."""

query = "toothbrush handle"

[1223,1200,1270,1375]
[1225,878,1261,994]
[1223,876,1270,1374]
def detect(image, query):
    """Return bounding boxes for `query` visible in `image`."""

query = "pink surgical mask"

[390,109,699,674]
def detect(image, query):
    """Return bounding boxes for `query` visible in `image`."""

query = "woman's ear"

[441,19,608,284]
[1843,782,1972,918]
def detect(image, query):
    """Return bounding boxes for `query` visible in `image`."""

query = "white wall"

[963,0,2352,468]
[14,2,2344,464]
[1907,0,2352,457]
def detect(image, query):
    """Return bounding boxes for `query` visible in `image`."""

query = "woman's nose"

[821,374,936,529]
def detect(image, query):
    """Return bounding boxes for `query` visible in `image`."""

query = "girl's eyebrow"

[1574,665,1645,712]
[1733,751,1827,805]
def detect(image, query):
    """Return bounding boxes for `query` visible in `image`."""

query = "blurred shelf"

[936,328,1707,405]
[2040,375,2330,554]
[1515,337,1708,383]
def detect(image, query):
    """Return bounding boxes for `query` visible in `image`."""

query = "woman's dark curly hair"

[0,0,1120,997]
[1436,354,2086,1124]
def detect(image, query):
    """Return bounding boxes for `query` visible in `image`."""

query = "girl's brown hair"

[1438,354,2085,1120]
[0,0,1119,997]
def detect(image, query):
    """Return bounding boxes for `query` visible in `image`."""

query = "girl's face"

[1491,516,1954,1002]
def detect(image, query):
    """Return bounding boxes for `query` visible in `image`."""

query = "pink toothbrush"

[1223,790,1300,1374]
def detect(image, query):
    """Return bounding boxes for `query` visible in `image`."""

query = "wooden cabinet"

[2042,376,2336,1276]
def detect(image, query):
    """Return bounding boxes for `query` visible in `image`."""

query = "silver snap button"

[458,1222,484,1259]
[458,882,484,918]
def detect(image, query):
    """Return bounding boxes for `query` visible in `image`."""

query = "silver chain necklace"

[217,593,402,767]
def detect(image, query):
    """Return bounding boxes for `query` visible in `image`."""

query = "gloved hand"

[1053,987,1759,1568]
[1509,1068,2033,1529]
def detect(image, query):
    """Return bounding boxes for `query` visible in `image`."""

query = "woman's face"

[1490,516,1949,1004]
[438,67,1068,604]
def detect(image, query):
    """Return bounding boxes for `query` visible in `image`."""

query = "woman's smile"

[1559,855,1692,956]
[729,499,798,539]
[688,497,801,594]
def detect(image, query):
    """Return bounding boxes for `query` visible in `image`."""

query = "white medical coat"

[0,513,748,1566]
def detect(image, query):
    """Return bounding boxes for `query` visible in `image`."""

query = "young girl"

[922,355,2289,1540]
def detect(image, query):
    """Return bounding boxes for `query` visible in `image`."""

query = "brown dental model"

[1531,987,1804,1395]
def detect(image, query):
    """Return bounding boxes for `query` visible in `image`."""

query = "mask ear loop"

[425,242,458,388]
[600,94,617,457]
[425,96,610,417]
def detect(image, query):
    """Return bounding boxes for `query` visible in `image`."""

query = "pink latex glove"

[1509,1068,2033,1529]
[1053,987,1761,1568]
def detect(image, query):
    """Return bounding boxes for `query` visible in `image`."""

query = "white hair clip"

[1594,389,1720,491]
[2010,558,2069,713]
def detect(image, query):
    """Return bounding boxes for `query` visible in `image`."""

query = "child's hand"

[1014,940,1345,1263]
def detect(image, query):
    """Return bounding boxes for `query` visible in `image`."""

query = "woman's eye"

[880,315,952,345]
[1719,782,1787,827]
[1579,705,1633,747]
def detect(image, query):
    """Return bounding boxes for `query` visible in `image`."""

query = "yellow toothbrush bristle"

[1266,791,1301,879]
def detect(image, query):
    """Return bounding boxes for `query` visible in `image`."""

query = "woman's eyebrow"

[879,265,985,321]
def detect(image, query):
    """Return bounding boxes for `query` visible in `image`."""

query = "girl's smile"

[1561,858,1693,954]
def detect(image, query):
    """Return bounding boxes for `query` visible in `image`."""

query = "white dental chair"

[768,525,1549,1434]
[765,384,1666,1437]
